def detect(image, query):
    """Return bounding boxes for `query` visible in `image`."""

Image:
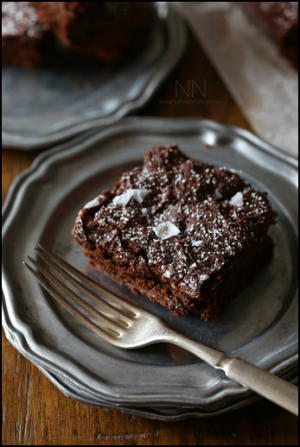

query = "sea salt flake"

[230,192,243,207]
[153,221,180,240]
[112,189,150,206]
[189,262,197,269]
[192,240,203,247]
[163,265,175,278]
[214,188,222,199]
[141,208,148,215]
[200,274,209,282]
[83,196,102,209]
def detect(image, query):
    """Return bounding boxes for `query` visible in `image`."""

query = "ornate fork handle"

[162,329,298,416]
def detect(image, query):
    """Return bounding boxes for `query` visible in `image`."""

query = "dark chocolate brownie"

[244,2,298,69]
[72,146,278,321]
[2,2,49,68]
[30,2,155,63]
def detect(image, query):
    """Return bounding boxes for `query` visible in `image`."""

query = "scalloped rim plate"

[2,117,298,413]
[2,4,186,150]
[2,319,298,420]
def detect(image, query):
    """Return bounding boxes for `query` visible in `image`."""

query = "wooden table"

[2,27,298,446]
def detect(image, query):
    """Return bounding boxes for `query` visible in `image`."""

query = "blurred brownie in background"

[2,2,50,67]
[30,2,155,63]
[244,2,298,69]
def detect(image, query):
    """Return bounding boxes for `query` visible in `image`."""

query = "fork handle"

[165,331,298,416]
[218,356,298,416]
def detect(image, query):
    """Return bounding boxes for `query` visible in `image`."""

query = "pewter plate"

[2,4,186,150]
[2,118,298,415]
[2,319,298,420]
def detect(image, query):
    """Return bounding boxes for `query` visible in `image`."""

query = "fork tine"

[26,256,126,335]
[34,248,132,325]
[36,245,140,317]
[24,262,120,340]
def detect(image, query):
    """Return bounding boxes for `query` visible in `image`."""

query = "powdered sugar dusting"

[2,2,47,37]
[113,189,150,206]
[74,145,277,311]
[153,221,180,240]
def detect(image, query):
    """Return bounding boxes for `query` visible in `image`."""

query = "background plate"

[2,4,186,150]
[2,118,298,414]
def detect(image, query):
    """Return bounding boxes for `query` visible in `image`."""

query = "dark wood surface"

[2,26,298,446]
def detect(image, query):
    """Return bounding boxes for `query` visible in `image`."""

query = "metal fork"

[24,245,298,416]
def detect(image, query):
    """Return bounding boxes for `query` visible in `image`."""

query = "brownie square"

[244,2,298,69]
[30,2,155,63]
[72,146,277,321]
[2,2,49,68]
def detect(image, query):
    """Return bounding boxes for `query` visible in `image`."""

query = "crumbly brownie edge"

[77,235,274,321]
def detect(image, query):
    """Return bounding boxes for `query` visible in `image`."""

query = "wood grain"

[2,27,298,446]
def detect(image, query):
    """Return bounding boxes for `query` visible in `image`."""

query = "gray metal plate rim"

[2,6,186,150]
[2,318,298,420]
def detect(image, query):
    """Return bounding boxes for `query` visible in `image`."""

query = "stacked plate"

[2,117,298,420]
[2,3,186,149]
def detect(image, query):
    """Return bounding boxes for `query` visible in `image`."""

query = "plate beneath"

[2,4,186,150]
[2,318,298,420]
[2,117,298,413]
